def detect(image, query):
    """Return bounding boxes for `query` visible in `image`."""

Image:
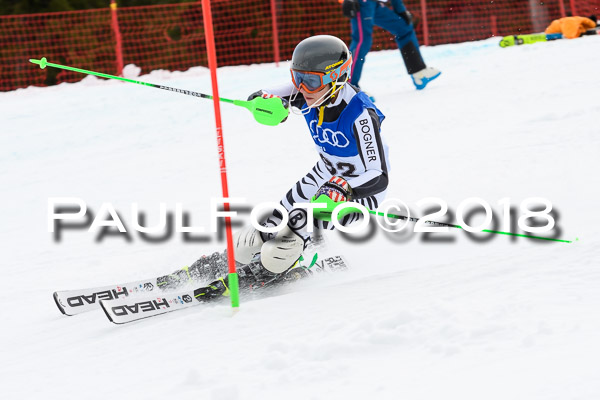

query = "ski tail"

[101,302,116,323]
[53,291,69,316]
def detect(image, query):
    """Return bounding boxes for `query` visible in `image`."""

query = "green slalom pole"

[368,210,574,243]
[29,57,288,126]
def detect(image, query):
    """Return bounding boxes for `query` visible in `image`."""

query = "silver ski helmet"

[290,35,352,94]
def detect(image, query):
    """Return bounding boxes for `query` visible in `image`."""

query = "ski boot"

[192,255,315,302]
[192,276,231,302]
[411,67,441,90]
[192,258,277,302]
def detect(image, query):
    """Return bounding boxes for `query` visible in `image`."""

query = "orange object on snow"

[545,16,597,39]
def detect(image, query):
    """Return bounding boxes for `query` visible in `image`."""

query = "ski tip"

[53,291,71,316]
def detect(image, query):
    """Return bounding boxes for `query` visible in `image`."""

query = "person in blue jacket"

[342,0,441,90]
[240,35,390,275]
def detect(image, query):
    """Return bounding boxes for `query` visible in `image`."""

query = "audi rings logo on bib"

[310,121,350,148]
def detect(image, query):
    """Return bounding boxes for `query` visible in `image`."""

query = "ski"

[53,252,230,316]
[499,28,599,48]
[499,32,562,47]
[100,254,349,324]
[53,231,338,316]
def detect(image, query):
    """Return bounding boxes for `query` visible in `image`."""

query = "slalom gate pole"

[367,210,574,243]
[201,0,239,308]
[28,57,288,126]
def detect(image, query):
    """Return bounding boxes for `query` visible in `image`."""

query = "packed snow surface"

[2,35,600,399]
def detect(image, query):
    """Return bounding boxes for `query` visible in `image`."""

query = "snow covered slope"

[2,35,600,399]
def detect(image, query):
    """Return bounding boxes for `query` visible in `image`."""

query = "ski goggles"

[291,58,352,93]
